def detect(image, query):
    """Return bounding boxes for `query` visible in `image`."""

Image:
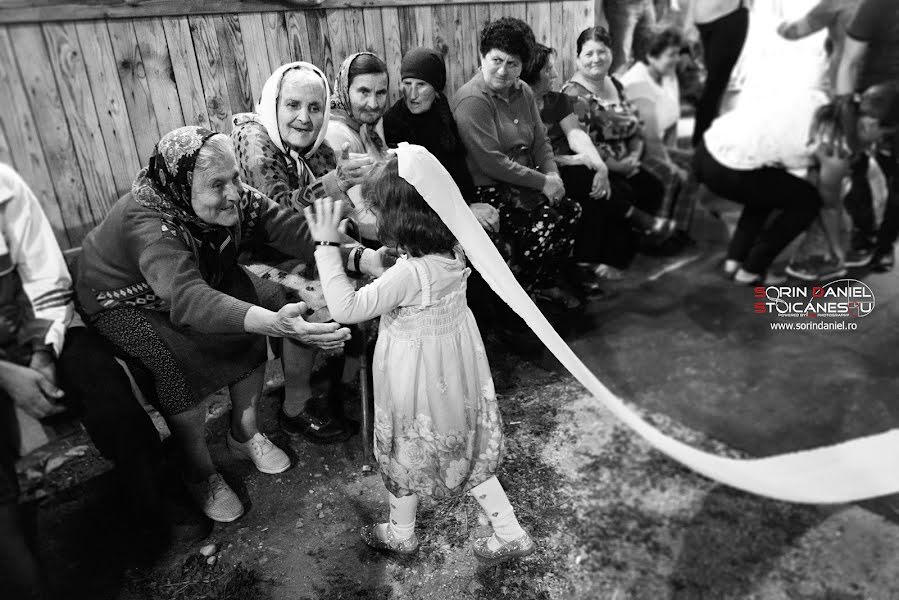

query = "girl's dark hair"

[362,156,457,257]
[521,44,556,86]
[479,17,536,69]
[576,26,612,55]
[348,53,389,85]
[643,27,685,61]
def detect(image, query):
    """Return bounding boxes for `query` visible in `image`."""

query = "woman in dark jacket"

[76,126,360,522]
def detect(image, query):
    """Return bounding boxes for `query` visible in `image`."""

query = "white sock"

[375,491,417,541]
[469,476,526,550]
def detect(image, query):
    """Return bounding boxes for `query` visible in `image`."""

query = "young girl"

[304,155,534,564]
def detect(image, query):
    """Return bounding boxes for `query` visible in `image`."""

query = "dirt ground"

[19,327,899,599]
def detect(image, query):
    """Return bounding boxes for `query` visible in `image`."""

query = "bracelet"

[315,240,341,247]
[350,245,364,275]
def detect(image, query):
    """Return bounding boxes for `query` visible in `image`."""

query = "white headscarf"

[394,142,899,504]
[254,61,332,184]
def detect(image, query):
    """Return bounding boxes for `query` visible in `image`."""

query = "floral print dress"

[373,252,504,498]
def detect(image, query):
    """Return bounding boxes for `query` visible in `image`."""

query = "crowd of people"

[2,0,898,596]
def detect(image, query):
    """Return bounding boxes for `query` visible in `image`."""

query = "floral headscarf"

[253,62,332,184]
[132,126,218,229]
[132,126,241,285]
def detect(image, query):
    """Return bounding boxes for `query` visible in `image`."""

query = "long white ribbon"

[395,143,899,504]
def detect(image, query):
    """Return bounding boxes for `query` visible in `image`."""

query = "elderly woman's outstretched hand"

[273,302,351,350]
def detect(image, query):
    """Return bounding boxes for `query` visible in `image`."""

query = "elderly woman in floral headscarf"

[76,126,354,523]
[326,52,390,158]
[231,62,371,444]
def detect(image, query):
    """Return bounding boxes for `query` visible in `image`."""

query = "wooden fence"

[0,0,594,247]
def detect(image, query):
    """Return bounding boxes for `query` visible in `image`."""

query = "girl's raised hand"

[304,197,345,243]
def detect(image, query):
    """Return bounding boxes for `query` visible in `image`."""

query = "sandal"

[360,524,420,555]
[473,532,536,565]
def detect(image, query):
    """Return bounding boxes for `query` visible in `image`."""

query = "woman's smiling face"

[277,69,325,152]
[577,39,613,80]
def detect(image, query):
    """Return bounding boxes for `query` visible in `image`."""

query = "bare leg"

[166,405,216,482]
[229,363,266,443]
[282,340,316,418]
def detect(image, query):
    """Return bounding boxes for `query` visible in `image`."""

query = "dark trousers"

[693,7,749,146]
[1,327,161,599]
[694,142,821,273]
[845,151,899,254]
[561,164,664,268]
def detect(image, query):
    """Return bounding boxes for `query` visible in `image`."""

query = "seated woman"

[620,26,694,235]
[523,43,674,291]
[452,17,582,308]
[326,52,391,242]
[75,126,358,523]
[561,26,675,274]
[231,62,363,444]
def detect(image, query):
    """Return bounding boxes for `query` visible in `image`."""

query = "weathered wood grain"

[304,9,333,81]
[284,10,313,63]
[132,18,185,134]
[237,13,273,106]
[107,19,161,164]
[0,26,68,246]
[43,22,118,221]
[188,15,233,132]
[262,12,291,67]
[380,7,403,101]
[325,7,350,71]
[74,20,141,194]
[10,24,89,244]
[1,0,549,25]
[215,14,255,114]
[527,1,551,48]
[162,16,210,128]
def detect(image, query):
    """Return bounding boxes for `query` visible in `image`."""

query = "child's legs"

[373,490,418,540]
[469,476,527,546]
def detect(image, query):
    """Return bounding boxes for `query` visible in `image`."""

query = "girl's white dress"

[315,246,504,498]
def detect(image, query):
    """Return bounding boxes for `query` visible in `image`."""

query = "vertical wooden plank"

[304,10,332,82]
[413,6,433,49]
[107,20,161,163]
[528,1,553,48]
[162,16,210,130]
[237,13,272,106]
[10,24,89,245]
[343,8,366,55]
[380,7,403,103]
[132,18,184,136]
[74,21,141,195]
[326,9,350,75]
[189,15,233,133]
[285,11,313,63]
[361,7,386,60]
[214,14,254,114]
[43,23,118,222]
[262,12,291,68]
[0,27,67,246]
[474,3,492,32]
[459,4,481,90]
[441,3,467,100]
[397,6,418,56]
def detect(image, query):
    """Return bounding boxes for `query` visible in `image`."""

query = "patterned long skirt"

[474,185,582,291]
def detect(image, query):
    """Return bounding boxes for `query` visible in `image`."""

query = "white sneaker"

[185,473,244,523]
[227,432,291,474]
